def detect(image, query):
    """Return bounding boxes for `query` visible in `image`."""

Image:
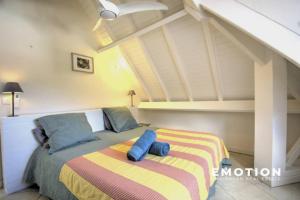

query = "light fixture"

[2,82,24,117]
[128,90,136,107]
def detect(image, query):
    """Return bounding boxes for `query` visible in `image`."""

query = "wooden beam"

[191,0,201,8]
[202,20,224,101]
[137,37,170,101]
[287,137,300,167]
[161,25,194,101]
[138,100,300,113]
[184,4,208,21]
[200,0,300,68]
[139,100,254,113]
[288,70,300,100]
[288,100,300,114]
[98,10,187,53]
[209,18,266,65]
[254,52,287,187]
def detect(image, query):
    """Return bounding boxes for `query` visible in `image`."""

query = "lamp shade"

[2,82,24,93]
[128,90,136,96]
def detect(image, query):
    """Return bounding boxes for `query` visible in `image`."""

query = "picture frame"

[71,53,94,73]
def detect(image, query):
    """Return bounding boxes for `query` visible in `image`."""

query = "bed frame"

[0,109,104,194]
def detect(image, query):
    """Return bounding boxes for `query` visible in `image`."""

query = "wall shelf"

[138,100,300,114]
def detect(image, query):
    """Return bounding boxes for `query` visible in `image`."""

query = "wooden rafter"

[137,37,171,101]
[287,137,300,167]
[288,71,300,100]
[202,20,224,101]
[161,25,194,101]
[138,100,300,113]
[209,18,266,65]
[98,10,187,53]
[184,4,208,21]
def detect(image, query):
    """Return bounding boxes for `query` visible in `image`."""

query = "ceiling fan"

[93,0,168,31]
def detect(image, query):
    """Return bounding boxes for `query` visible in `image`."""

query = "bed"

[25,126,229,200]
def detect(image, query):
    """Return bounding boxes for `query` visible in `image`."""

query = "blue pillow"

[37,113,96,154]
[103,107,138,133]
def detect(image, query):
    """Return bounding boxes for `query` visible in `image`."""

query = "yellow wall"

[0,0,142,117]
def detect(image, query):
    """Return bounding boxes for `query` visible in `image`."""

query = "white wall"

[139,110,300,155]
[0,0,142,187]
[139,110,255,154]
[0,0,141,117]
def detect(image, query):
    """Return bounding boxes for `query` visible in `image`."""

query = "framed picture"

[71,53,94,73]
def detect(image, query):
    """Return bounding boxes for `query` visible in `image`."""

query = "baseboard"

[228,147,254,156]
[272,167,300,187]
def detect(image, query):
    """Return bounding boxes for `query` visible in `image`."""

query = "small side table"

[139,123,151,127]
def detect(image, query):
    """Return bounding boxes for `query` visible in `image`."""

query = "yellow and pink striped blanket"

[59,129,229,200]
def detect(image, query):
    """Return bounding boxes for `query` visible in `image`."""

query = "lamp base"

[8,115,19,117]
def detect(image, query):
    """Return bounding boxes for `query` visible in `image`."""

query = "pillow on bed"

[32,127,48,146]
[103,112,113,131]
[103,107,138,133]
[37,113,97,154]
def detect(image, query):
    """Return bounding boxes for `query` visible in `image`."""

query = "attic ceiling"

[78,0,300,102]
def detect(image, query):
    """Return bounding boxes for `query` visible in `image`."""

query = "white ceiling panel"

[165,16,218,101]
[142,29,188,101]
[210,25,255,100]
[122,39,166,101]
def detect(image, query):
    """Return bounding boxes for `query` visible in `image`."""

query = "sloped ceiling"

[78,0,300,102]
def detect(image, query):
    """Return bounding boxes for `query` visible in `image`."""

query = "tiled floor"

[0,152,300,200]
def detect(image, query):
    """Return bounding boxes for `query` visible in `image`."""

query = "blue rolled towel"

[127,130,156,161]
[149,142,170,157]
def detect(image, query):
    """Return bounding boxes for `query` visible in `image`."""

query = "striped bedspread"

[59,129,229,200]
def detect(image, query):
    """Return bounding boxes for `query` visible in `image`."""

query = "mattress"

[25,127,228,200]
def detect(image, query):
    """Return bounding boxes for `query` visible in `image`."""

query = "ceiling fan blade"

[98,0,113,10]
[92,18,103,31]
[118,1,168,16]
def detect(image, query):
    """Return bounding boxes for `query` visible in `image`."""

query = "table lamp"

[2,82,24,117]
[128,90,136,107]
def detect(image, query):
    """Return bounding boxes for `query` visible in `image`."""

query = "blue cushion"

[103,107,138,133]
[37,113,96,154]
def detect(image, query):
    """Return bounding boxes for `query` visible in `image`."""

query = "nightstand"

[139,123,151,127]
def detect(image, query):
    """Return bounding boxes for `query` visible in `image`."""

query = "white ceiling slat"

[161,25,193,101]
[137,37,170,101]
[202,20,224,101]
[141,29,188,101]
[211,24,254,100]
[165,16,217,101]
[122,39,166,101]
[209,18,266,65]
[98,10,188,53]
[200,0,300,68]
